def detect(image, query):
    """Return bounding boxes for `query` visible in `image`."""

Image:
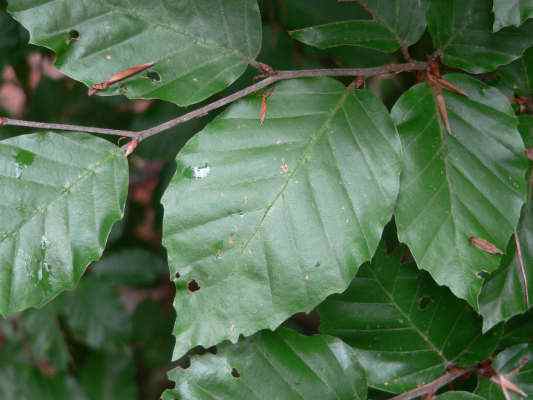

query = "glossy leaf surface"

[162,77,402,359]
[0,132,128,315]
[479,116,533,330]
[8,0,262,106]
[391,74,528,307]
[163,328,367,400]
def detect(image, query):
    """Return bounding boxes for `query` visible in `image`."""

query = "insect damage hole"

[146,71,161,83]
[187,279,200,292]
[231,368,241,378]
[417,296,433,310]
[68,30,80,42]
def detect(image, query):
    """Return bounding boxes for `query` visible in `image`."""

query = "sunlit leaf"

[0,132,128,315]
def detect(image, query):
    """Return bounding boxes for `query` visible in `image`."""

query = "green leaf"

[479,116,533,331]
[438,392,487,400]
[349,0,428,48]
[391,73,528,308]
[0,132,128,316]
[163,328,367,400]
[318,245,502,393]
[496,48,533,97]
[290,0,427,53]
[18,306,71,372]
[92,248,168,287]
[290,21,399,52]
[162,77,402,359]
[476,344,533,400]
[0,5,28,69]
[500,309,533,349]
[60,275,131,350]
[427,0,533,73]
[7,0,262,107]
[78,351,138,400]
[0,365,82,400]
[493,0,533,31]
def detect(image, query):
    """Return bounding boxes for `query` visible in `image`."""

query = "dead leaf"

[89,62,155,96]
[435,90,452,134]
[469,236,503,255]
[260,94,268,126]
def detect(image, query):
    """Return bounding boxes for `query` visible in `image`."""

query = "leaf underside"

[162,77,402,360]
[391,73,528,308]
[0,132,128,316]
[8,0,262,107]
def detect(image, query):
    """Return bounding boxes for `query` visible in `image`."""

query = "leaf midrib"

[240,87,350,253]
[0,146,120,246]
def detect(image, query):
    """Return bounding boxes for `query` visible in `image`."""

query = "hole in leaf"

[187,279,200,292]
[476,270,490,279]
[417,296,433,310]
[231,368,240,378]
[146,71,161,82]
[68,30,80,41]
[175,271,181,279]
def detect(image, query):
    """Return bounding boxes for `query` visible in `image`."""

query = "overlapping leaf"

[500,309,533,349]
[428,0,533,73]
[318,245,502,393]
[162,328,367,400]
[0,2,28,68]
[7,0,262,106]
[162,77,402,359]
[493,0,533,32]
[479,116,533,331]
[496,48,533,97]
[0,132,128,315]
[391,74,528,308]
[290,0,427,53]
[476,344,533,399]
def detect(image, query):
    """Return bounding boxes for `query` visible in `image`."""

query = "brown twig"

[1,62,427,144]
[388,367,476,400]
[1,117,138,138]
[138,62,426,141]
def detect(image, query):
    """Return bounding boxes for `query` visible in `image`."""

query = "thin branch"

[139,62,426,141]
[1,117,138,138]
[1,62,427,143]
[388,367,475,400]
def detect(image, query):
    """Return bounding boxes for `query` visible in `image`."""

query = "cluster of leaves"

[1,0,533,399]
